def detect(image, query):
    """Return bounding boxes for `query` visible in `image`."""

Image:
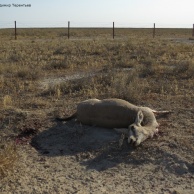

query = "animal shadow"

[31,120,122,156]
[31,120,194,174]
[31,120,136,169]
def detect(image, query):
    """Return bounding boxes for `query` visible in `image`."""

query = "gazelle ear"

[135,110,144,126]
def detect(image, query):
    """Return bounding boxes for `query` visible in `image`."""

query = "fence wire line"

[0,21,193,29]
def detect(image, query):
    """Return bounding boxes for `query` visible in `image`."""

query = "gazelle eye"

[130,126,135,132]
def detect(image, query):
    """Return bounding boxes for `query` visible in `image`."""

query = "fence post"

[192,24,194,37]
[153,23,155,38]
[113,22,115,39]
[14,21,17,40]
[68,21,70,39]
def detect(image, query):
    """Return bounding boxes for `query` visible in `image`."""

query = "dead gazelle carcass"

[59,98,171,146]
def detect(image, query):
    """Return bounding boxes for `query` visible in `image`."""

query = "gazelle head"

[128,110,158,146]
[115,110,159,146]
[128,110,147,146]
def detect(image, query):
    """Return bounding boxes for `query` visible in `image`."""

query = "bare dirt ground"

[0,30,194,193]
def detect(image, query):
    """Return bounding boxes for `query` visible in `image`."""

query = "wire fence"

[1,20,193,28]
[0,21,194,40]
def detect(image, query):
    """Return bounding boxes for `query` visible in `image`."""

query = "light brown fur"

[60,98,170,145]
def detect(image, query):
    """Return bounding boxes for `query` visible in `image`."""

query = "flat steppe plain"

[0,28,194,193]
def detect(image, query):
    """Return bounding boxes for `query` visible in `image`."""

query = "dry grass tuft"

[189,37,194,40]
[172,60,194,78]
[0,139,18,179]
[3,95,12,108]
[108,70,149,103]
[185,60,194,77]
[16,68,41,80]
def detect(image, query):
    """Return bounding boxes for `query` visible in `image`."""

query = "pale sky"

[0,0,194,28]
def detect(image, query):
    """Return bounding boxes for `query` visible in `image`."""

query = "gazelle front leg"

[114,128,128,147]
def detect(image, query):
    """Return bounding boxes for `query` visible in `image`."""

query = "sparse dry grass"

[0,138,18,179]
[0,28,194,179]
